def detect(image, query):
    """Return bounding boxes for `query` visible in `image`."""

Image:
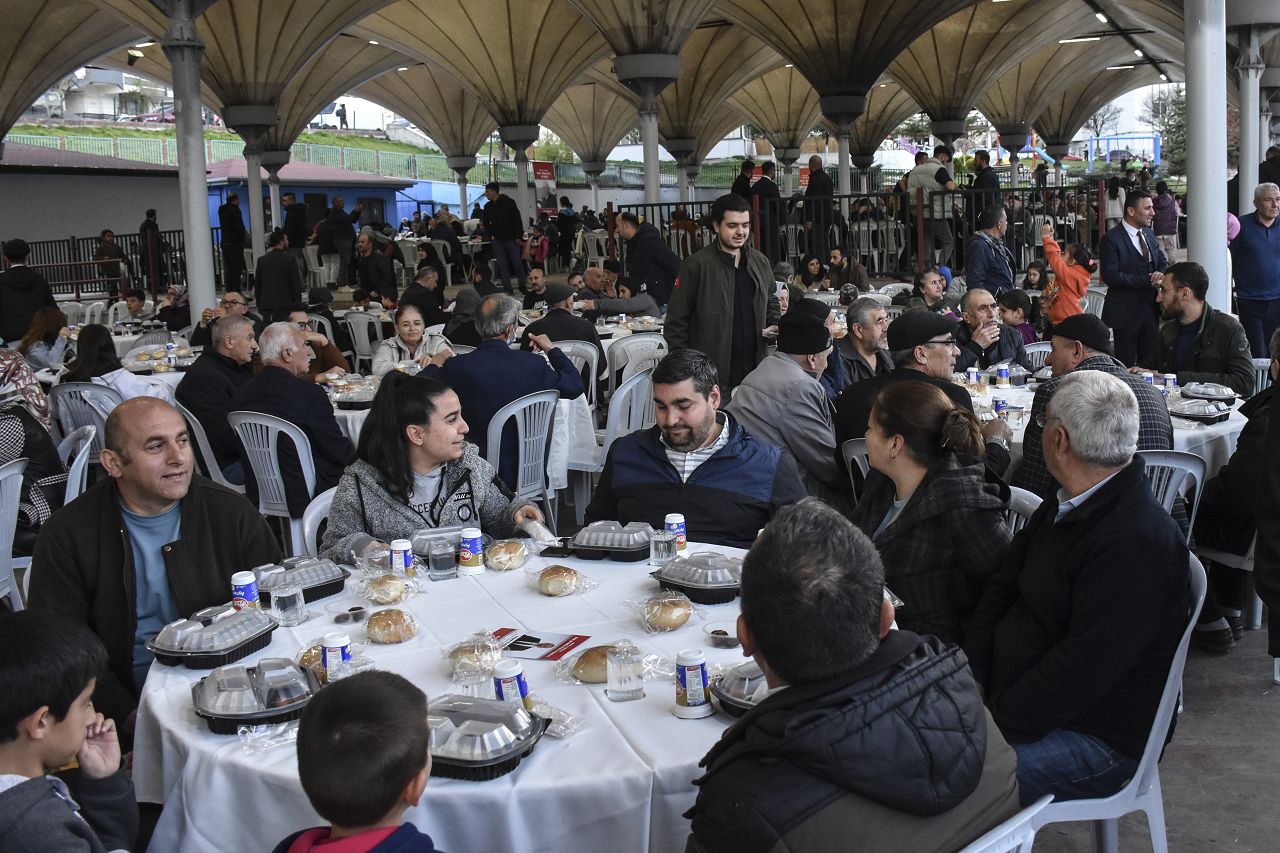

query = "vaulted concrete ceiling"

[842,80,920,159]
[889,0,1102,125]
[657,24,783,143]
[728,66,822,154]
[567,0,717,55]
[542,83,639,165]
[690,105,751,166]
[1036,65,1165,145]
[350,0,611,129]
[2,0,141,141]
[716,0,975,125]
[353,64,497,159]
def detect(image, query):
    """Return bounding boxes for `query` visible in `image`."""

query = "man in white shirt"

[1099,189,1168,366]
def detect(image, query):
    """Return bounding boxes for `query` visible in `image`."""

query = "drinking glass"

[268,583,307,627]
[427,539,458,581]
[649,530,677,566]
[606,642,645,701]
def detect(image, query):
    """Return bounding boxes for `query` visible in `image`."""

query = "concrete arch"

[728,66,823,154]
[542,83,640,165]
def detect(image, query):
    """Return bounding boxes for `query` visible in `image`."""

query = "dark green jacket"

[664,243,779,384]
[1155,304,1255,397]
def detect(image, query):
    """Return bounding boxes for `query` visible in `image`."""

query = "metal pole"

[161,2,215,318]
[641,102,660,205]
[1238,28,1263,215]
[244,149,267,264]
[1186,0,1230,310]
[458,177,468,213]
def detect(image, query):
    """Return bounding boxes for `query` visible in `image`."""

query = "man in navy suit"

[229,322,352,517]
[1099,190,1168,366]
[426,294,584,490]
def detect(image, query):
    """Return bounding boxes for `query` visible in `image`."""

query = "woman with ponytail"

[850,381,1010,644]
[1040,222,1093,326]
[319,371,544,562]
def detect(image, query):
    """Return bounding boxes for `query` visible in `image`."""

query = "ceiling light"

[398,66,408,71]
[1059,36,1101,44]
[1105,65,1135,70]
[134,41,155,48]
[879,83,887,87]
[1095,12,1107,22]
[784,64,793,68]
[127,48,145,58]
[1160,74,1169,81]
[368,39,378,45]
[1134,49,1144,57]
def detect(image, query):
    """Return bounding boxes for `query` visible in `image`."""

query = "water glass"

[649,530,677,566]
[452,665,492,699]
[426,539,458,582]
[268,583,307,628]
[606,642,645,702]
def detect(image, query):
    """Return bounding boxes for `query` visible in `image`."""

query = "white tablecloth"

[133,543,748,853]
[35,367,183,395]
[990,384,1246,479]
[333,396,597,491]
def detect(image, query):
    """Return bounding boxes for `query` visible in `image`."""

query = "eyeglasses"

[920,338,958,349]
[295,321,311,330]
[220,299,245,307]
[1035,413,1061,429]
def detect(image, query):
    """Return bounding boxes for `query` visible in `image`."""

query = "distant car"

[132,109,175,123]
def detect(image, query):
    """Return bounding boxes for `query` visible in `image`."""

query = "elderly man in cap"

[1012,313,1173,499]
[520,282,605,380]
[726,312,848,503]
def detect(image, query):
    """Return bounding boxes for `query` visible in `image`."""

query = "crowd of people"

[0,172,1276,853]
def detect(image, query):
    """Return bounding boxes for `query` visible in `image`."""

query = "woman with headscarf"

[156,284,191,330]
[443,286,483,347]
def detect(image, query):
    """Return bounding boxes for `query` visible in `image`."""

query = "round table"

[133,542,749,853]
[35,366,183,395]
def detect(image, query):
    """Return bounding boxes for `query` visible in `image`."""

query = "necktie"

[1140,232,1150,262]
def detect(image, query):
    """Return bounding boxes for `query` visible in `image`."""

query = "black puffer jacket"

[686,631,1020,853]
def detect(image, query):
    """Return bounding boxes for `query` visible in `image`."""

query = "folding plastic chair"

[228,411,318,557]
[485,390,558,532]
[1031,555,1207,853]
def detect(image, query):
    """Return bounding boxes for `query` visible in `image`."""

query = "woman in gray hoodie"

[320,372,542,562]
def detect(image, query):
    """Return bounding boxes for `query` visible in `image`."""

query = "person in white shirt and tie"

[1098,189,1168,366]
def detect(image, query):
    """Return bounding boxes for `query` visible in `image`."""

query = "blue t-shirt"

[122,502,182,689]
[1230,213,1280,300]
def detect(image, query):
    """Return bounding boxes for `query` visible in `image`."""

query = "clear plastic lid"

[258,559,344,591]
[1170,398,1230,417]
[571,520,653,549]
[151,609,275,654]
[191,658,317,719]
[712,659,768,709]
[1182,382,1237,399]
[428,695,541,763]
[651,552,743,589]
[411,526,493,556]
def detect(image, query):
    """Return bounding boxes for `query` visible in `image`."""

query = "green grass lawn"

[7,123,440,156]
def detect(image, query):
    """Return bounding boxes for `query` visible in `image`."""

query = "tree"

[533,132,576,163]
[1084,103,1122,138]
[1141,85,1186,175]
[894,112,933,146]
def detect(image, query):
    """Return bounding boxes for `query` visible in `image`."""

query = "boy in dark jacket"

[0,611,137,853]
[272,672,445,853]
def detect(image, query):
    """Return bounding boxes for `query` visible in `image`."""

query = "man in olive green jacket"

[665,193,780,389]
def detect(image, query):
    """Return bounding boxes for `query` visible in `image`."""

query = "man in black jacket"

[617,211,679,306]
[282,192,309,275]
[230,323,352,517]
[254,228,304,318]
[965,370,1191,806]
[354,231,396,305]
[28,398,281,728]
[730,158,754,200]
[520,283,605,380]
[326,196,362,287]
[954,287,1032,371]
[175,314,258,484]
[218,192,248,290]
[753,160,782,262]
[686,499,1019,853]
[803,154,834,260]
[0,239,55,344]
[969,149,1001,224]
[399,267,448,327]
[481,181,525,294]
[1128,260,1255,397]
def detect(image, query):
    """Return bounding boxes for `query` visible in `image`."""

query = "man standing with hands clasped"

[1100,189,1168,366]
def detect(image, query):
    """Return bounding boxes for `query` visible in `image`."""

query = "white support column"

[836,132,851,197]
[613,54,680,206]
[514,153,532,225]
[458,178,469,213]
[783,166,794,196]
[1237,28,1263,215]
[446,156,477,220]
[244,148,267,263]
[641,105,661,205]
[677,169,689,203]
[161,3,215,317]
[261,150,289,232]
[1186,0,1230,310]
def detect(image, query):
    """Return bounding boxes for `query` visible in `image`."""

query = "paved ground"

[1033,624,1278,852]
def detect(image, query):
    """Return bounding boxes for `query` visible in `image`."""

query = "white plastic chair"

[228,411,317,556]
[174,400,245,493]
[57,425,95,504]
[430,239,455,288]
[1198,535,1265,631]
[320,254,340,286]
[1031,555,1208,853]
[449,344,475,355]
[306,313,350,364]
[1023,341,1051,372]
[83,301,107,325]
[132,329,173,350]
[61,302,84,325]
[606,333,666,397]
[1253,357,1272,396]
[886,304,906,319]
[302,486,336,557]
[1083,287,1107,318]
[1005,486,1043,536]
[342,311,385,373]
[556,340,601,407]
[0,458,28,611]
[485,390,558,532]
[302,245,325,290]
[567,369,651,524]
[107,301,131,324]
[959,795,1052,853]
[48,383,121,466]
[1135,449,1206,533]
[841,437,870,501]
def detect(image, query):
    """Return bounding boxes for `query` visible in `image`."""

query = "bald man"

[29,398,281,730]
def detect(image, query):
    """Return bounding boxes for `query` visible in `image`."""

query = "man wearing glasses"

[190,291,264,348]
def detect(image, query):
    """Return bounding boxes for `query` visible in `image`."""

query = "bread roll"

[366,609,416,643]
[643,596,692,631]
[366,573,405,604]
[447,641,500,673]
[538,565,579,596]
[485,541,528,571]
[572,645,614,683]
[298,645,323,671]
